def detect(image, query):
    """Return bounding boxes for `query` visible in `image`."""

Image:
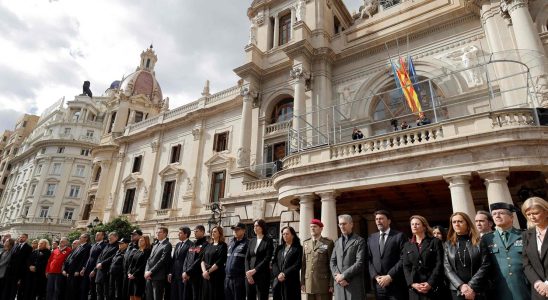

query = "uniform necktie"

[502,231,509,245]
[313,239,317,248]
[380,232,386,255]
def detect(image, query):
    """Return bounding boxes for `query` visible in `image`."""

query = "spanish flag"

[391,57,422,113]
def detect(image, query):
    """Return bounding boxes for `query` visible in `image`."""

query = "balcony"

[273,56,548,204]
[265,120,292,137]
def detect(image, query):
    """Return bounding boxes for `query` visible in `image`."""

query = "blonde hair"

[409,215,433,237]
[38,239,50,249]
[521,197,548,228]
[447,212,480,246]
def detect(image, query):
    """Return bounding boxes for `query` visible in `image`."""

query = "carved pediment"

[158,164,184,177]
[62,199,80,206]
[39,198,55,205]
[122,173,143,187]
[67,179,86,185]
[204,153,235,170]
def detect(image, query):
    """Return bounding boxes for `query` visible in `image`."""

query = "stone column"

[444,174,476,218]
[480,169,520,227]
[273,15,280,48]
[237,85,255,168]
[290,65,308,150]
[290,8,296,39]
[317,191,338,241]
[298,194,315,241]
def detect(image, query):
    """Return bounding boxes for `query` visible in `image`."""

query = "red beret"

[310,219,324,227]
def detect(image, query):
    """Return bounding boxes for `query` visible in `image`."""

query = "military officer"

[482,202,530,300]
[301,218,334,300]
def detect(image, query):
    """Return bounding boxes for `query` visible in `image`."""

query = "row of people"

[2,195,548,300]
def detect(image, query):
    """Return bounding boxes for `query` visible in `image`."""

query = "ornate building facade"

[0,96,107,238]
[2,0,547,240]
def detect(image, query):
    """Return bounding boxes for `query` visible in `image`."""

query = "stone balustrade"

[490,109,536,127]
[265,120,292,135]
[244,178,274,191]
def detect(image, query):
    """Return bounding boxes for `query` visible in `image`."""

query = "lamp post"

[87,216,101,232]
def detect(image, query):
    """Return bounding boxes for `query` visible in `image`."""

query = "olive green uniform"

[301,236,334,300]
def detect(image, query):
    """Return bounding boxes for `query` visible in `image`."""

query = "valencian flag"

[391,56,422,113]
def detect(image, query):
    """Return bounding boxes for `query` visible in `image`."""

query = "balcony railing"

[288,56,545,153]
[265,120,292,136]
[244,178,274,191]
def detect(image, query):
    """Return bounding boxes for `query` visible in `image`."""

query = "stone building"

[0,96,107,238]
[78,0,548,241]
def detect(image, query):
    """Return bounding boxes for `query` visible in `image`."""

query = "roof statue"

[82,81,93,98]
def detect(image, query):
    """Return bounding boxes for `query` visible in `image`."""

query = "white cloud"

[0,0,358,132]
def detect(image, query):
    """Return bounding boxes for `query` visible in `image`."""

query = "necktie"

[380,232,386,255]
[312,239,317,248]
[502,231,509,245]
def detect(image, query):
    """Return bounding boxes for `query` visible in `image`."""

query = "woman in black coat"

[245,219,274,300]
[444,212,491,300]
[22,239,51,300]
[0,238,16,300]
[127,236,151,300]
[272,226,302,300]
[521,196,548,300]
[201,226,228,300]
[402,215,444,300]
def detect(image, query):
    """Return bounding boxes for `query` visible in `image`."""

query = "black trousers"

[66,274,82,300]
[225,276,246,300]
[171,275,191,300]
[46,273,66,300]
[109,273,125,300]
[189,277,202,300]
[96,278,110,300]
[245,277,269,300]
[146,279,166,300]
[81,274,93,300]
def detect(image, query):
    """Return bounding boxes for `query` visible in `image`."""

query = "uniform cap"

[310,219,324,227]
[489,202,516,213]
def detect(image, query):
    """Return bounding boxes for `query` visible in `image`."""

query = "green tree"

[89,217,139,242]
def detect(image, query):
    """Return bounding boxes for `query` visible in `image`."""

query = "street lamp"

[87,217,101,231]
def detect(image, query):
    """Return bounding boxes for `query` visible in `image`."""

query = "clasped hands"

[411,282,432,294]
[376,275,392,288]
[534,280,548,297]
[335,273,349,287]
[459,284,476,300]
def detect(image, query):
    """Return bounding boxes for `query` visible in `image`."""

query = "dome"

[118,46,163,104]
[109,80,121,89]
[119,69,163,104]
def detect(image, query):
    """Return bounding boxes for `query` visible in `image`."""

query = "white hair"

[338,214,353,224]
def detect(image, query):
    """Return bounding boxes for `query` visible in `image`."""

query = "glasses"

[491,211,511,216]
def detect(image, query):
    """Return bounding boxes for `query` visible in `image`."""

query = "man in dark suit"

[92,231,119,300]
[123,229,142,299]
[82,231,106,300]
[13,233,33,299]
[367,210,407,300]
[329,214,366,300]
[183,225,208,300]
[170,226,193,300]
[63,233,92,300]
[145,226,172,300]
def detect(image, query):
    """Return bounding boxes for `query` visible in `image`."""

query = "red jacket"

[46,247,72,274]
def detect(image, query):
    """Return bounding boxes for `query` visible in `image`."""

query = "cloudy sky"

[0,0,362,132]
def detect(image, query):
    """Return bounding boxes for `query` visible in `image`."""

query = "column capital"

[478,168,510,180]
[443,172,472,184]
[297,193,316,203]
[289,64,311,81]
[500,0,528,16]
[317,190,340,201]
[240,85,258,100]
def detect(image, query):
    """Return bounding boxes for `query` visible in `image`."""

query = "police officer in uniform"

[301,219,334,300]
[482,202,530,300]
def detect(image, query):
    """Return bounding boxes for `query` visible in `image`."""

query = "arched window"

[370,76,443,135]
[94,167,102,182]
[271,98,294,123]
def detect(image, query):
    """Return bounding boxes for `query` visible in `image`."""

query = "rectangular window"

[39,206,49,218]
[46,184,56,196]
[69,185,80,198]
[170,144,181,163]
[22,121,27,128]
[86,130,94,138]
[22,206,29,217]
[108,112,117,133]
[213,132,229,152]
[75,165,85,177]
[52,163,61,175]
[161,180,176,209]
[279,14,292,46]
[13,148,18,155]
[40,148,46,154]
[134,111,144,123]
[132,155,142,173]
[29,184,36,195]
[81,149,91,156]
[64,128,71,135]
[1,177,6,185]
[57,147,65,153]
[210,170,226,203]
[36,164,42,175]
[63,208,75,220]
[122,188,136,214]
